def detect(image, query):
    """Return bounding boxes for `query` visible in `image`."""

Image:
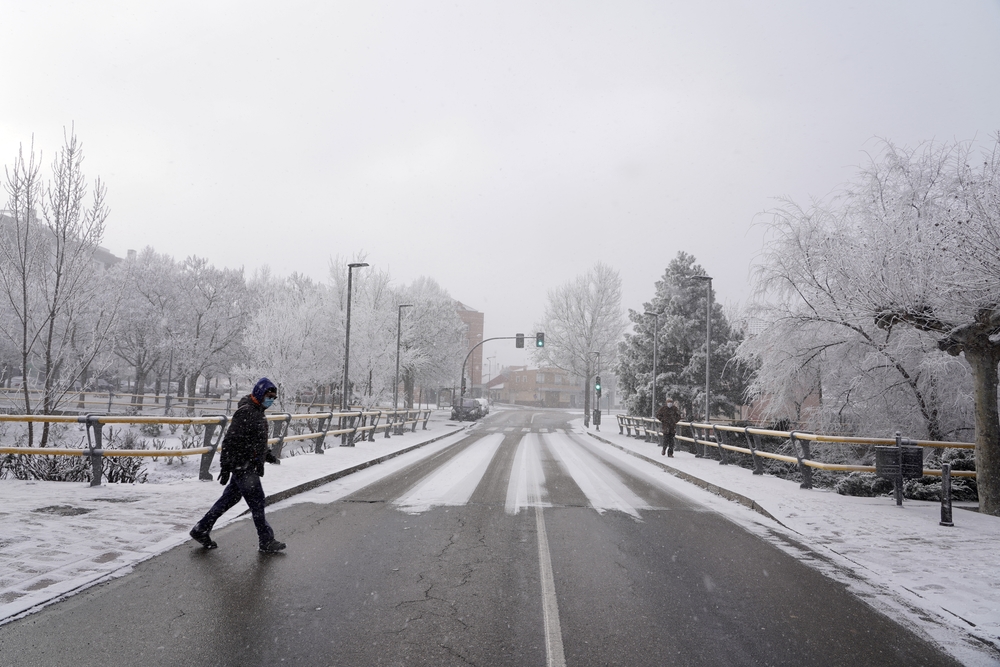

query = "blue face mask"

[262,396,275,408]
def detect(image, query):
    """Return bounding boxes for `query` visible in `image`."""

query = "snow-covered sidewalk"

[0,414,468,624]
[588,424,1000,665]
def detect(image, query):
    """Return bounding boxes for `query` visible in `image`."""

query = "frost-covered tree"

[398,277,467,407]
[534,262,627,425]
[736,199,973,440]
[109,248,180,407]
[171,256,249,411]
[236,270,339,413]
[0,131,118,445]
[739,138,1000,515]
[617,252,746,421]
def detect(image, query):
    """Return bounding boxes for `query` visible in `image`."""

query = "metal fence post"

[314,413,331,453]
[86,415,104,487]
[940,463,954,526]
[713,425,728,465]
[342,411,358,447]
[791,432,812,489]
[422,410,431,430]
[744,429,764,475]
[198,417,227,480]
[410,409,418,433]
[893,431,904,506]
[269,414,291,460]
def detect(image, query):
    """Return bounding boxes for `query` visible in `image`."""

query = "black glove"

[218,470,231,485]
[265,450,278,464]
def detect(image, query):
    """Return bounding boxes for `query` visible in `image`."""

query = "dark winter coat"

[219,394,274,480]
[656,403,682,435]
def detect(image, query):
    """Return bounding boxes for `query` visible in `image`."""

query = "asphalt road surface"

[0,408,960,666]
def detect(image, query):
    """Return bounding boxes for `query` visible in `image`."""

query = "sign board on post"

[875,446,923,479]
[875,445,923,506]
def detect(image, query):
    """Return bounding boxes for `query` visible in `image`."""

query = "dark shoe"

[190,527,217,549]
[667,452,674,458]
[259,539,286,553]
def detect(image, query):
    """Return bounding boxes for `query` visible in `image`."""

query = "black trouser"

[196,470,274,546]
[661,431,675,455]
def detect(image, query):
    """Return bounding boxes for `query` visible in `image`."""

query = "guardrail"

[615,414,976,486]
[0,408,434,487]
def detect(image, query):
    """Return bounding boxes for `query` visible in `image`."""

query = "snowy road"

[0,408,961,666]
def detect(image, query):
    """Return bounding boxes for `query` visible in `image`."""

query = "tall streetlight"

[162,329,179,415]
[691,275,712,423]
[644,311,662,419]
[341,262,369,426]
[393,303,413,435]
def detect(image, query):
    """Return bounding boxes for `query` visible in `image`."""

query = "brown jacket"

[656,403,682,434]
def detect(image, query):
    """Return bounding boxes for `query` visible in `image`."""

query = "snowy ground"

[1,408,997,665]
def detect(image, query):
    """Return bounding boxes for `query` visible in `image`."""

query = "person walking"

[189,377,286,553]
[656,397,682,457]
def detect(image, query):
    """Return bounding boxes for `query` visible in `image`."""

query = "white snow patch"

[393,433,504,513]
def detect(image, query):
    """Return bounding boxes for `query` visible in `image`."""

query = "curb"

[262,425,469,507]
[586,431,787,527]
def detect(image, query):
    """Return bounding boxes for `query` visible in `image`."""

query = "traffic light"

[461,377,466,393]
[516,333,524,348]
[595,375,602,397]
[535,332,545,347]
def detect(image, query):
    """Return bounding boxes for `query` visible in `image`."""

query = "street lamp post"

[393,303,413,435]
[341,262,368,445]
[691,275,713,423]
[164,348,174,415]
[162,329,179,416]
[644,311,662,419]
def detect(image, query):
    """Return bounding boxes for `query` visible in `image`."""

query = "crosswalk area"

[389,431,672,518]
[480,426,567,433]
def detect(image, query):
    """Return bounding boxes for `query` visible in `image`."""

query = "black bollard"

[940,463,954,527]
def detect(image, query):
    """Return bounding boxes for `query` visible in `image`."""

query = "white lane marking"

[535,504,567,667]
[392,434,504,513]
[505,433,550,515]
[545,432,651,518]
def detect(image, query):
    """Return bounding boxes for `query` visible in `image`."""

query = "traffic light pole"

[460,334,544,398]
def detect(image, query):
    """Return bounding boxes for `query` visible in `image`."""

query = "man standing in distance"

[190,377,286,553]
[656,397,682,458]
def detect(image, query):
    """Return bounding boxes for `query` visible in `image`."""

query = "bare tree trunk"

[186,374,198,414]
[404,371,415,409]
[967,348,1000,515]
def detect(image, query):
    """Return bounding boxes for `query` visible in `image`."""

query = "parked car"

[451,398,482,421]
[475,398,490,415]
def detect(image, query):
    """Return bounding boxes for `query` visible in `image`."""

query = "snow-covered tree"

[617,252,746,421]
[236,270,339,413]
[534,262,627,425]
[109,248,180,407]
[171,256,249,411]
[740,138,1000,514]
[736,198,973,440]
[398,276,467,407]
[0,131,119,445]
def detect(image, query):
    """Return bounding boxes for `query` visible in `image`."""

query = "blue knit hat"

[252,377,277,402]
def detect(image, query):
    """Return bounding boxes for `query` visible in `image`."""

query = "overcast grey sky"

[3,1,999,370]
